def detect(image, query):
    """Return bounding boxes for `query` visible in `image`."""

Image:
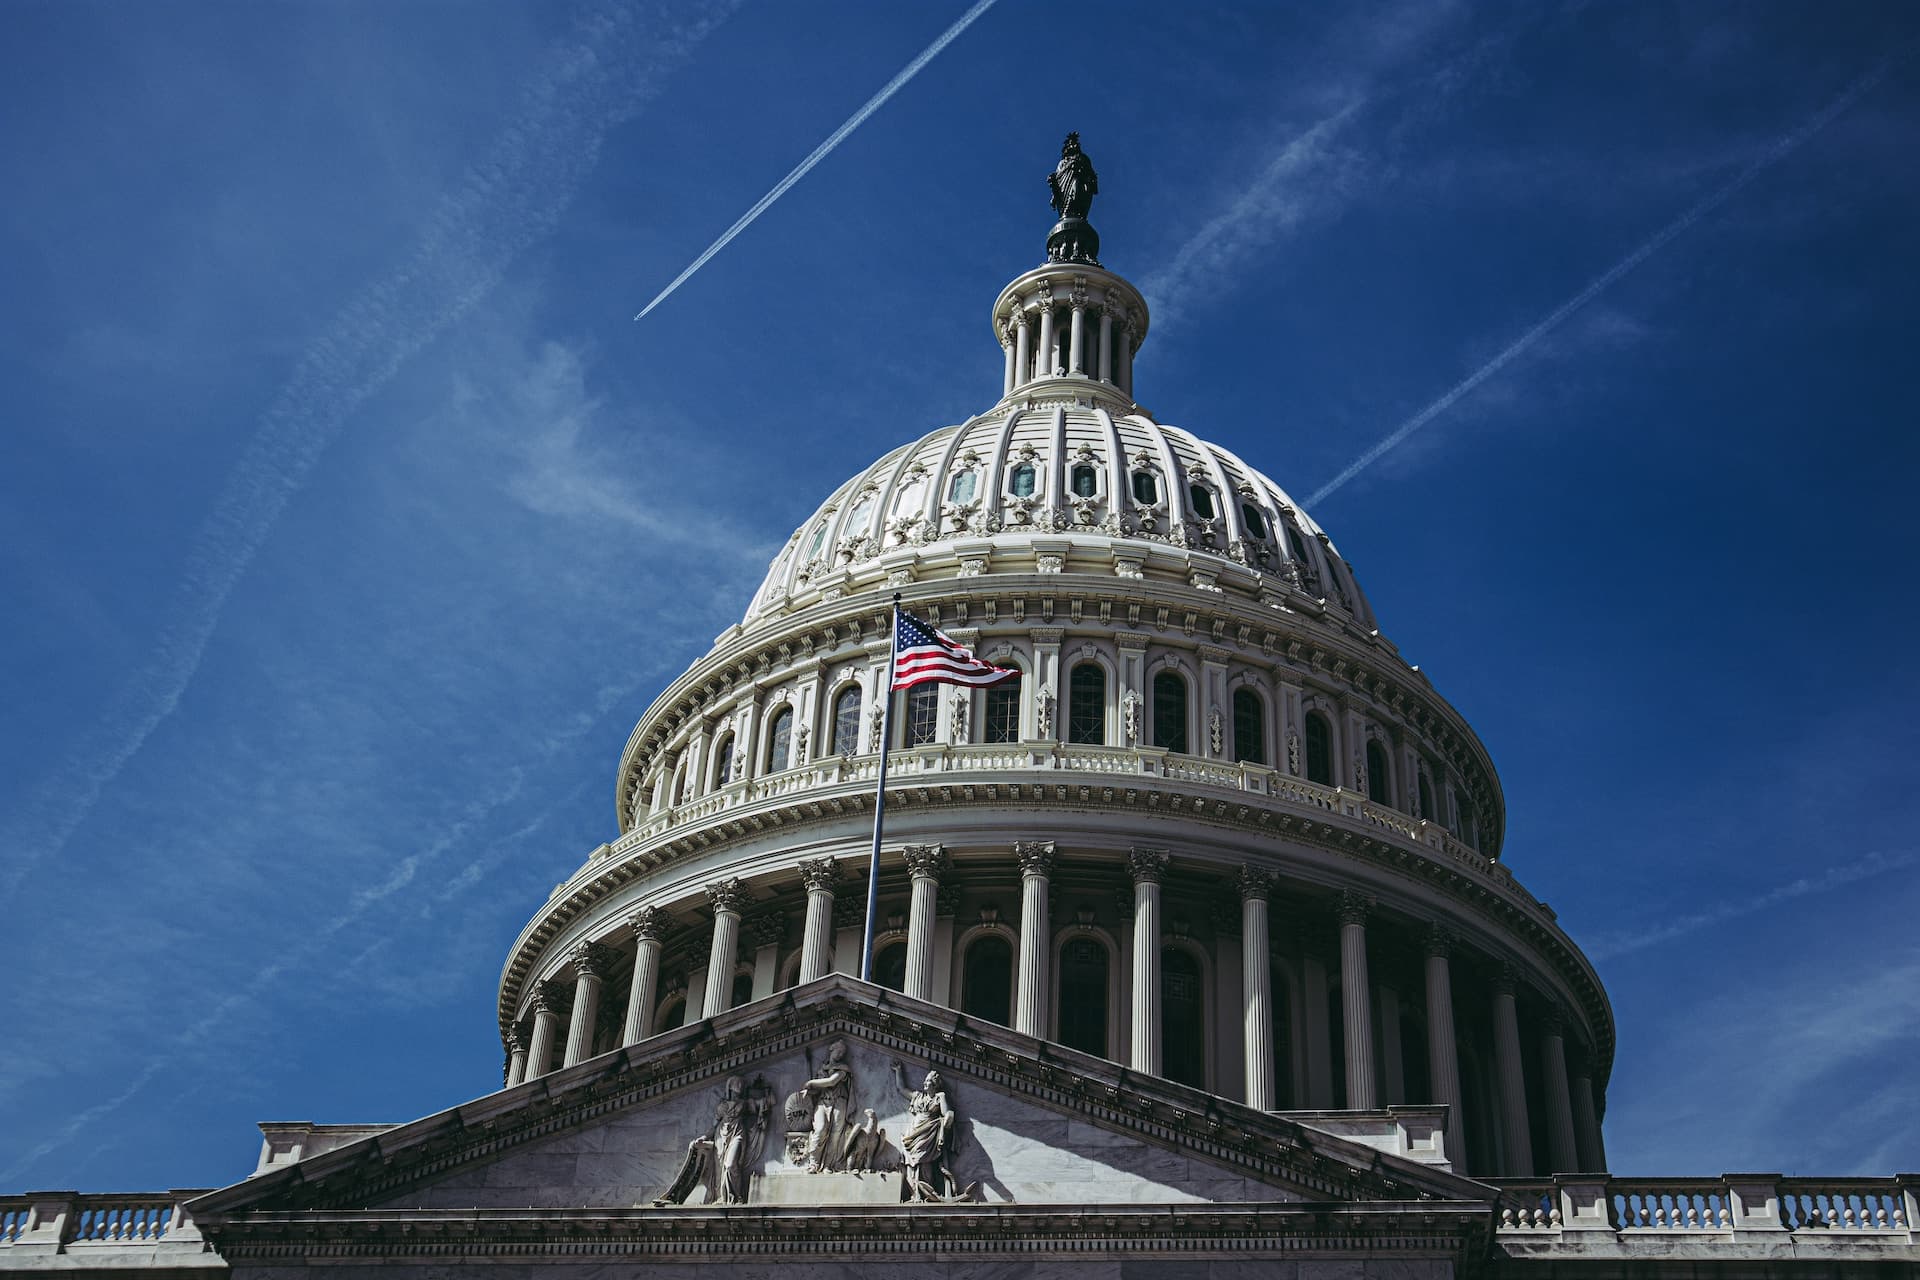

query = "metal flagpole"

[861,593,902,981]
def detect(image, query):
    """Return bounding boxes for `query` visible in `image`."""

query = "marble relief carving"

[890,1062,976,1203]
[651,1074,774,1206]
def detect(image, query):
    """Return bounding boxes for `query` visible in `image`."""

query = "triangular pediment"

[192,976,1489,1222]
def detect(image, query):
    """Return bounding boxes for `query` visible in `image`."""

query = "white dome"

[743,406,1374,631]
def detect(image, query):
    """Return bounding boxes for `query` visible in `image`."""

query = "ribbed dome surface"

[744,406,1371,629]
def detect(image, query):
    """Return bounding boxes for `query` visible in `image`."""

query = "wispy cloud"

[633,0,1000,321]
[0,0,734,899]
[1586,848,1919,960]
[1305,57,1893,507]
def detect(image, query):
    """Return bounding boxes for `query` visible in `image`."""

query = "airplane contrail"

[1305,59,1892,508]
[634,0,1000,321]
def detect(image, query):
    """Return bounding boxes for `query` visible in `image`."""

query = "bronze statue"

[1047,132,1098,220]
[1045,133,1101,265]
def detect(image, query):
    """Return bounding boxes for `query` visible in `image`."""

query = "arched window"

[1071,465,1099,498]
[959,934,1014,1026]
[766,707,793,773]
[1151,671,1188,752]
[872,940,907,993]
[1188,484,1215,519]
[806,522,830,559]
[1270,963,1295,1109]
[655,992,686,1033]
[731,971,755,1009]
[948,471,977,504]
[1365,739,1391,806]
[844,492,875,533]
[1009,463,1036,497]
[1417,772,1435,822]
[1304,712,1333,785]
[1068,663,1105,745]
[985,672,1021,744]
[1457,793,1479,850]
[1131,471,1159,505]
[714,734,735,787]
[1058,936,1109,1057]
[672,758,690,806]
[1241,503,1268,539]
[1162,947,1206,1088]
[1324,552,1353,610]
[1232,689,1265,764]
[903,685,939,747]
[831,686,862,756]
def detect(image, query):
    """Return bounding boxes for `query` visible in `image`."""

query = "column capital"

[568,939,618,982]
[798,857,841,892]
[505,1026,526,1055]
[1540,1005,1567,1038]
[1493,962,1519,997]
[1128,846,1170,885]
[1015,839,1058,876]
[1424,922,1456,958]
[625,905,666,944]
[705,876,748,915]
[902,843,949,880]
[749,914,785,949]
[1335,890,1372,927]
[1237,866,1276,902]
[529,979,568,1016]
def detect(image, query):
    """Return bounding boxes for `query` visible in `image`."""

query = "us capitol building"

[4,137,1913,1280]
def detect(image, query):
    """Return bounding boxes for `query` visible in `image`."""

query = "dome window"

[845,492,875,532]
[1162,946,1207,1089]
[1232,689,1265,765]
[903,685,939,747]
[1241,503,1268,539]
[1057,937,1110,1057]
[806,522,830,560]
[1151,671,1188,753]
[948,470,978,505]
[1130,470,1158,505]
[1417,770,1435,821]
[1365,739,1391,806]
[1304,712,1333,785]
[765,707,793,772]
[714,734,735,786]
[831,687,862,756]
[985,672,1021,743]
[1188,484,1215,520]
[1010,463,1036,498]
[1068,663,1105,745]
[1071,464,1099,498]
[959,934,1014,1026]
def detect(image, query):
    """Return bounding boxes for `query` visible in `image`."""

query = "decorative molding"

[798,857,841,893]
[705,877,748,916]
[902,843,949,880]
[1013,839,1057,877]
[1127,846,1170,885]
[568,940,618,982]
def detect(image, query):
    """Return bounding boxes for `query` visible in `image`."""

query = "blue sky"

[2,0,1916,1189]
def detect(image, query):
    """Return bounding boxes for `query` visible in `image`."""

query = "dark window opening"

[1068,663,1106,745]
[1163,948,1206,1089]
[1233,689,1265,764]
[960,935,1014,1026]
[1366,739,1391,806]
[1189,484,1215,519]
[1242,503,1268,539]
[731,972,755,1008]
[832,687,862,755]
[1417,773,1435,821]
[1059,938,1110,1057]
[1304,713,1332,785]
[1152,671,1188,753]
[985,675,1021,744]
[766,708,793,772]
[1131,470,1158,505]
[872,940,907,993]
[904,685,939,748]
[1071,465,1099,498]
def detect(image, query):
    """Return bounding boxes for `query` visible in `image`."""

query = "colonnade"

[1001,288,1137,398]
[503,843,1608,1176]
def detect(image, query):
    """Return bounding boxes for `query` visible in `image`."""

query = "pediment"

[192,976,1487,1222]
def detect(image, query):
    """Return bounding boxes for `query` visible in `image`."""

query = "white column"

[525,981,564,1080]
[797,858,839,984]
[622,907,664,1045]
[1068,302,1086,373]
[1014,840,1056,1037]
[1424,925,1466,1169]
[1128,848,1169,1075]
[1239,868,1276,1111]
[562,940,614,1068]
[1570,1059,1607,1172]
[1013,311,1031,386]
[1036,304,1056,377]
[702,878,746,1019]
[1097,308,1114,383]
[1002,329,1016,395]
[1540,1009,1580,1174]
[1337,892,1377,1110]
[902,844,947,1002]
[1118,321,1134,396]
[504,1027,529,1087]
[1492,966,1534,1176]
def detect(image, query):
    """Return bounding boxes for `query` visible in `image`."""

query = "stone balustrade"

[1492,1175,1918,1253]
[0,1191,217,1270]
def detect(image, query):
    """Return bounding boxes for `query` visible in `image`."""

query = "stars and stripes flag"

[890,610,1018,690]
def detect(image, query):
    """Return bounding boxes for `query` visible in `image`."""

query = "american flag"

[891,610,1018,690]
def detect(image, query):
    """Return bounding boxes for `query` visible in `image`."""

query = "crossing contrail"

[633,0,999,321]
[1305,59,1892,508]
